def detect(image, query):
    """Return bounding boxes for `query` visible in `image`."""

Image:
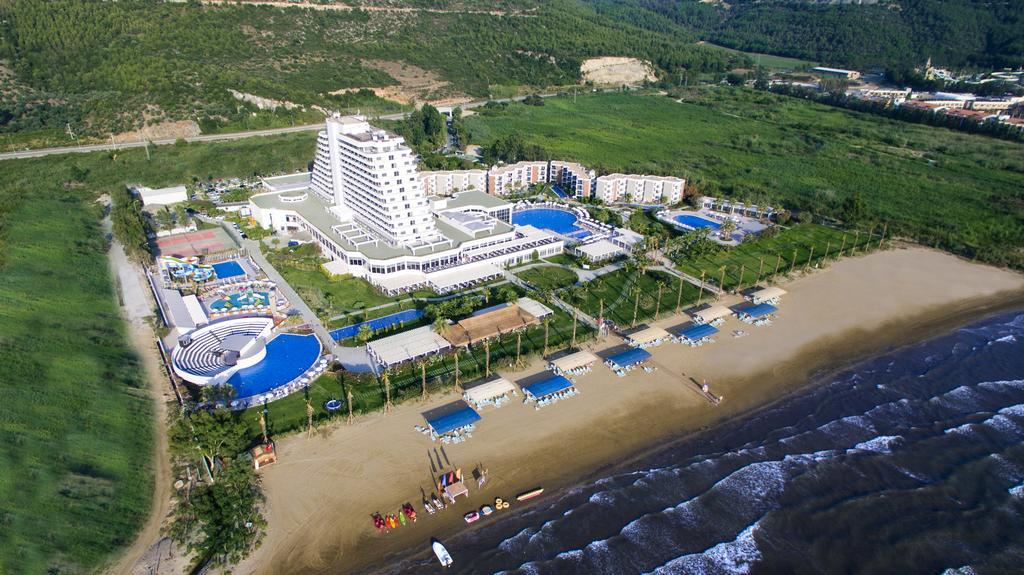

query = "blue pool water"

[330,308,425,341]
[673,214,721,230]
[551,185,568,198]
[212,260,246,279]
[512,208,582,235]
[210,291,270,311]
[227,333,321,398]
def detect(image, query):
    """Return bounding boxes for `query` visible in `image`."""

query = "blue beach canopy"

[427,405,481,435]
[742,303,778,319]
[679,324,720,341]
[523,375,573,398]
[607,348,652,368]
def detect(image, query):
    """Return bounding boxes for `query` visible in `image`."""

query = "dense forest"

[604,0,1024,72]
[0,0,743,143]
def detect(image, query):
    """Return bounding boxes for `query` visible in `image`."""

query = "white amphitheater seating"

[173,318,273,379]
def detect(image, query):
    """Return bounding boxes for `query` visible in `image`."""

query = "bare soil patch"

[333,60,472,106]
[580,56,658,85]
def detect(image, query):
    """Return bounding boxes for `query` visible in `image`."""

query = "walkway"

[500,268,598,329]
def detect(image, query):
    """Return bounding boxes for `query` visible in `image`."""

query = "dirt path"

[102,211,178,575]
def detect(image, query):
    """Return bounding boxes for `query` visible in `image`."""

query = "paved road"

[0,93,561,161]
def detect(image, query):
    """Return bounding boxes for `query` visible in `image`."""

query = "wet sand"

[233,248,1024,574]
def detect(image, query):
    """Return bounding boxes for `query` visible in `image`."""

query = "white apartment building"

[549,160,595,198]
[418,169,486,196]
[250,116,563,295]
[594,174,685,205]
[487,161,548,196]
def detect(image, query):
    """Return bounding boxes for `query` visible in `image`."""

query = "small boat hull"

[433,540,454,567]
[516,487,544,501]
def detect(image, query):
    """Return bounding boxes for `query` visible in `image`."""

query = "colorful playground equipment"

[209,289,269,311]
[162,256,215,282]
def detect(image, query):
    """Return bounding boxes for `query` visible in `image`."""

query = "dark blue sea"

[390,311,1024,575]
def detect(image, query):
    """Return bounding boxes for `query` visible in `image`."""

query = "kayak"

[433,539,454,567]
[516,487,544,501]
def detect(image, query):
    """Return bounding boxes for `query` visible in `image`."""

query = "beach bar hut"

[624,326,672,348]
[748,287,786,305]
[678,323,719,346]
[462,377,517,409]
[522,375,577,407]
[691,305,733,326]
[549,350,599,376]
[738,303,778,324]
[605,348,653,371]
[426,403,481,438]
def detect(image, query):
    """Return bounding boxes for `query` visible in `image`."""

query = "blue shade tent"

[426,405,481,435]
[606,348,652,369]
[679,324,720,341]
[742,303,778,319]
[523,375,573,399]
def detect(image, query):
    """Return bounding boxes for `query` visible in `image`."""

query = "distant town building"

[812,67,861,80]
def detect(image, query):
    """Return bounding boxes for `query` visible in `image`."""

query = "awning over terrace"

[426,403,481,435]
[550,350,599,373]
[739,303,778,319]
[463,377,516,406]
[442,304,539,347]
[576,240,624,261]
[366,325,452,368]
[427,263,502,293]
[678,323,720,341]
[517,297,554,319]
[691,305,733,324]
[749,286,786,304]
[522,375,574,399]
[606,348,652,369]
[624,326,671,347]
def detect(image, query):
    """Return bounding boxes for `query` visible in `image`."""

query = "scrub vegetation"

[465,89,1024,268]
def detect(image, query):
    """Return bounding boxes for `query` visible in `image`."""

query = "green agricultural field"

[569,268,703,328]
[465,89,1024,267]
[677,224,879,292]
[516,265,579,290]
[700,42,815,70]
[0,132,316,573]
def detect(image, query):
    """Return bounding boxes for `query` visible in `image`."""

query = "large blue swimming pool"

[330,308,425,341]
[227,333,321,398]
[513,208,582,235]
[212,260,246,279]
[673,214,721,231]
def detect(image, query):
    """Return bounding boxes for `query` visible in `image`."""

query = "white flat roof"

[625,325,671,345]
[577,239,623,260]
[550,350,599,372]
[517,297,554,319]
[159,288,195,330]
[182,294,208,326]
[366,325,452,367]
[692,305,733,323]
[463,377,516,404]
[427,263,502,292]
[374,271,427,293]
[751,287,786,301]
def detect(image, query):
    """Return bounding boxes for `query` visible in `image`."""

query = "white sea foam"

[849,435,903,454]
[643,522,762,575]
[1008,483,1024,498]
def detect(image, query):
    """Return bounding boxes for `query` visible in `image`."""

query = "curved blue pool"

[330,308,425,341]
[513,208,582,235]
[673,214,720,231]
[227,333,321,398]
[210,291,270,311]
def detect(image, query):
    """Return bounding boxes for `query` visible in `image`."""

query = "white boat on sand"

[433,539,453,568]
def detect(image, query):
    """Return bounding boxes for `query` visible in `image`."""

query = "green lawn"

[677,224,879,291]
[0,131,317,573]
[701,42,815,70]
[569,268,703,328]
[516,265,579,290]
[465,89,1024,267]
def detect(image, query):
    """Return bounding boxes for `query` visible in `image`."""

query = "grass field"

[677,224,880,291]
[701,42,815,70]
[0,132,317,573]
[569,268,703,328]
[465,89,1024,267]
[516,265,579,290]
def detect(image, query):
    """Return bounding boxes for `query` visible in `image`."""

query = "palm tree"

[631,284,641,327]
[418,357,431,399]
[654,280,665,319]
[453,348,461,391]
[484,340,491,377]
[543,317,551,355]
[515,331,523,369]
[382,368,393,412]
[347,385,354,426]
[718,218,737,241]
[571,308,579,349]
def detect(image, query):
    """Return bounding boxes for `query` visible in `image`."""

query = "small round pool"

[673,214,721,231]
[226,333,321,399]
[512,208,582,235]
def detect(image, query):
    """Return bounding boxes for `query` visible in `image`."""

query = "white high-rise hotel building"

[250,116,564,295]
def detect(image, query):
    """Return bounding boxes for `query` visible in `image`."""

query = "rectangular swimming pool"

[212,260,246,279]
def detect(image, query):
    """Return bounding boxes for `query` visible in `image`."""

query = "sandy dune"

[234,248,1023,574]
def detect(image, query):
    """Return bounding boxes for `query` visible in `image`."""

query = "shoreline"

[368,290,1024,574]
[233,248,1024,575]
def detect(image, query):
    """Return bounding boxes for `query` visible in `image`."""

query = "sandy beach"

[233,247,1023,575]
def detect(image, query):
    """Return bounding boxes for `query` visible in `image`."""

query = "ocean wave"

[642,523,762,575]
[849,435,903,454]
